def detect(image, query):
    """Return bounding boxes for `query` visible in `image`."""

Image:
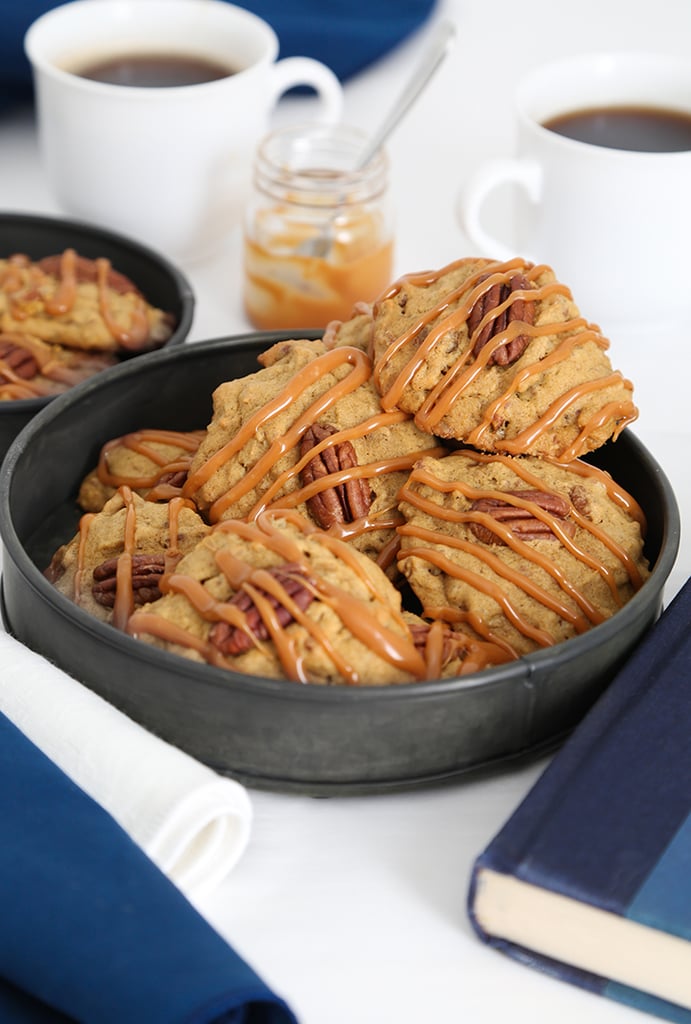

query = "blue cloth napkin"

[237,0,438,80]
[0,0,437,113]
[0,712,296,1024]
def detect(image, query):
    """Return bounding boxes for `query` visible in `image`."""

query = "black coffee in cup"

[542,105,691,153]
[74,52,237,87]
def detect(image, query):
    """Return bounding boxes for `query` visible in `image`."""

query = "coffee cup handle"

[457,158,542,261]
[268,57,344,123]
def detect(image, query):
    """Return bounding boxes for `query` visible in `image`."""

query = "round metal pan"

[0,210,195,461]
[0,333,680,794]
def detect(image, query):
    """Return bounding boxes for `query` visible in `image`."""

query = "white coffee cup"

[25,0,344,262]
[457,52,691,331]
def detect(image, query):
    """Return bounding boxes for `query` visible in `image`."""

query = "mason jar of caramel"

[243,123,394,330]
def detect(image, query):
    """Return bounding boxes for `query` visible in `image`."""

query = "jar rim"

[254,121,389,205]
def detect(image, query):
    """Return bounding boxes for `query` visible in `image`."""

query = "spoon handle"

[354,20,456,171]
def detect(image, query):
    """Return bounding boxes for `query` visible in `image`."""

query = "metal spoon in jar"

[297,20,456,259]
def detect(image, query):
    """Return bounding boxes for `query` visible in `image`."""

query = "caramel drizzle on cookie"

[398,451,647,650]
[95,256,151,349]
[129,511,430,684]
[13,248,151,349]
[248,410,445,553]
[181,346,445,537]
[96,429,205,492]
[72,485,190,629]
[372,257,637,456]
[0,332,54,398]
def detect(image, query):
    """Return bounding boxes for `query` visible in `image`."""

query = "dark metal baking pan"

[0,333,680,794]
[0,210,195,461]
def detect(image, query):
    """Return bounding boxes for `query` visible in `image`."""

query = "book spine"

[469,579,691,921]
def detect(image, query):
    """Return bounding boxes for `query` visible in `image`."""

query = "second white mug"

[25,0,344,262]
[457,52,691,331]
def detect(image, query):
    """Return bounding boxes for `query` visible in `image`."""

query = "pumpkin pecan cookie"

[0,249,174,354]
[45,486,210,628]
[370,256,637,460]
[397,450,650,658]
[183,337,445,570]
[0,330,118,400]
[78,428,206,512]
[127,511,430,686]
[322,302,374,353]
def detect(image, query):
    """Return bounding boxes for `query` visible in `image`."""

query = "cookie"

[0,330,118,400]
[183,337,445,570]
[0,249,174,354]
[323,301,374,353]
[45,486,210,628]
[397,450,650,657]
[370,257,638,460]
[78,428,206,512]
[128,511,430,686]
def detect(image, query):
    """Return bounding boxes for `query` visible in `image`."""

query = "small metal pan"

[0,334,680,794]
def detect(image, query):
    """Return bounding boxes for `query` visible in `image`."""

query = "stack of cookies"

[46,256,649,685]
[0,249,175,399]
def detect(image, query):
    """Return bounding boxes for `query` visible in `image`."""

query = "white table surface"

[1,1,689,1021]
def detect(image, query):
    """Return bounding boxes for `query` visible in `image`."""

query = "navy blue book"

[468,577,691,1023]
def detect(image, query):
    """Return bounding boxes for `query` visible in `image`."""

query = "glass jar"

[243,122,394,330]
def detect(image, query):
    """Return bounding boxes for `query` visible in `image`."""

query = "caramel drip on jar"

[398,452,646,648]
[372,257,637,454]
[132,511,428,684]
[96,258,150,349]
[43,248,78,315]
[97,429,205,489]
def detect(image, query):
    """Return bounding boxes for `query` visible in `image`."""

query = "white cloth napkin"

[0,629,252,902]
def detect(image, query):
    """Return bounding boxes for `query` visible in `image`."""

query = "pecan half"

[0,337,39,380]
[569,484,591,518]
[469,489,575,544]
[92,553,165,607]
[468,273,535,366]
[209,563,315,656]
[157,468,189,489]
[409,622,461,670]
[300,423,373,529]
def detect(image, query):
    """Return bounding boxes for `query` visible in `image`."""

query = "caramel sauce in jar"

[243,124,394,330]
